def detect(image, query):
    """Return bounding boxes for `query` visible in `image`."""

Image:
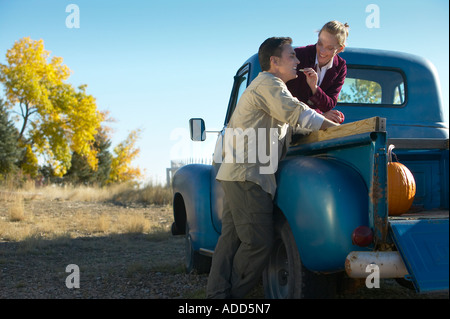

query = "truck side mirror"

[189,118,206,141]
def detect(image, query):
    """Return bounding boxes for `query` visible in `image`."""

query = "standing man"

[206,37,338,299]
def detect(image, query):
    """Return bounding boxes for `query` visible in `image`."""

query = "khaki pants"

[206,181,274,299]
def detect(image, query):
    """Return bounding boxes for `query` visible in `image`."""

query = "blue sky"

[0,0,448,184]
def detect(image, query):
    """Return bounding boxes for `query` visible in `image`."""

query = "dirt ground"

[0,197,448,299]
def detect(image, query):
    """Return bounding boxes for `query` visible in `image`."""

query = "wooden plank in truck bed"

[292,116,386,146]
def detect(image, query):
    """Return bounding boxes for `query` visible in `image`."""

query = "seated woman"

[287,20,349,124]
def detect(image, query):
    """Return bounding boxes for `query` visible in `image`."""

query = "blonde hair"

[319,20,350,48]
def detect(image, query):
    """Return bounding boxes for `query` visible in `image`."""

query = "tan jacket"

[216,72,323,198]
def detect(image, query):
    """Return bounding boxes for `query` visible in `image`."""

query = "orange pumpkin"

[387,145,416,216]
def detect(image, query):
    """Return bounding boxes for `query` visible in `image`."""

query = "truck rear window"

[338,67,406,106]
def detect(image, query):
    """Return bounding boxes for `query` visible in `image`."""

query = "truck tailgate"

[389,215,449,293]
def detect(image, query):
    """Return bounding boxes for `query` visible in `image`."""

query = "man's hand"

[323,110,345,124]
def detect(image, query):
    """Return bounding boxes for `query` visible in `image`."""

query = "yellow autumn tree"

[108,129,142,184]
[0,37,102,176]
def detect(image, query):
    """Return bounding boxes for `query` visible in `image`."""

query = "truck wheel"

[185,223,211,274]
[263,216,336,299]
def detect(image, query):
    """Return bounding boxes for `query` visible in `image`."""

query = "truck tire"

[185,223,211,274]
[263,215,337,299]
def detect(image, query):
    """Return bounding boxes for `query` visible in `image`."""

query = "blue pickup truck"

[171,48,449,298]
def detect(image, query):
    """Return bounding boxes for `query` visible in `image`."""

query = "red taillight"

[352,226,374,247]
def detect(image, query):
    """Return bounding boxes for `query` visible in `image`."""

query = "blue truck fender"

[172,164,219,252]
[274,156,370,273]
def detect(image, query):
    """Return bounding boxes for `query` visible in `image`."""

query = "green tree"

[64,126,113,186]
[93,129,113,185]
[0,99,21,176]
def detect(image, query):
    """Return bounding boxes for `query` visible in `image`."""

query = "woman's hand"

[302,67,318,94]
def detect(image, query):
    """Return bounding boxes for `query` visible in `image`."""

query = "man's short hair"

[258,37,293,72]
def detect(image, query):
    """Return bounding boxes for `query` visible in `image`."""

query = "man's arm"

[320,117,340,130]
[255,75,340,131]
[297,108,339,131]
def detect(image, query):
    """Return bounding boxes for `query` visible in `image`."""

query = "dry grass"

[0,175,172,204]
[0,203,173,244]
[0,182,173,243]
[109,181,173,206]
[24,183,172,205]
[8,195,26,222]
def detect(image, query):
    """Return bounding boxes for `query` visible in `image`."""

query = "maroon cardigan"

[286,45,347,113]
